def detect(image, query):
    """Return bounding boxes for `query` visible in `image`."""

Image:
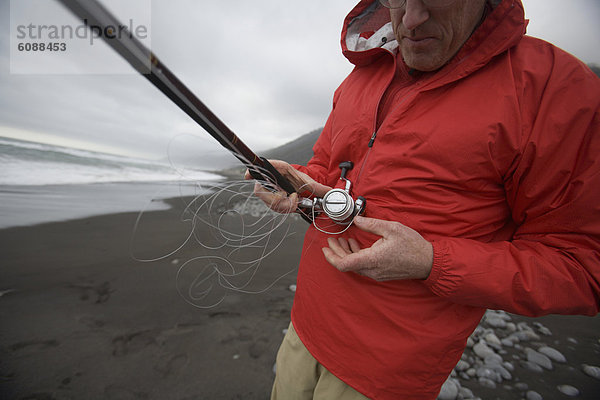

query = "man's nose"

[402,0,430,31]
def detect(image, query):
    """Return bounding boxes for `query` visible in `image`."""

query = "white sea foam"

[0,136,223,186]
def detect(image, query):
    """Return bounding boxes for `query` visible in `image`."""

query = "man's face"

[390,0,487,71]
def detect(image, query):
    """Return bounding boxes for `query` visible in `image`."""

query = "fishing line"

[131,178,301,309]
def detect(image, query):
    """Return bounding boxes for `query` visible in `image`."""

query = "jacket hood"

[341,0,527,80]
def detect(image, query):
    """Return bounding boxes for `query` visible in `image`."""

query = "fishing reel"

[298,161,366,225]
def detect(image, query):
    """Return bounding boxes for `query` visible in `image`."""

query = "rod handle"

[248,157,297,195]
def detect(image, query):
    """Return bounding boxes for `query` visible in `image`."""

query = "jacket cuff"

[424,240,452,297]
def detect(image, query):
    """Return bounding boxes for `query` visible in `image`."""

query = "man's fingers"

[322,247,342,267]
[323,237,372,274]
[348,238,361,253]
[269,192,297,213]
[254,182,298,213]
[326,237,349,257]
[353,216,393,236]
[337,237,352,253]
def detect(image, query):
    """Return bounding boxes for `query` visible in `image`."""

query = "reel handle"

[339,161,353,180]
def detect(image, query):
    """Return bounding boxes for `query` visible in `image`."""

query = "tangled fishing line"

[130,178,307,309]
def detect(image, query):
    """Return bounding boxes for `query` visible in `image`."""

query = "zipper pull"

[368,131,377,148]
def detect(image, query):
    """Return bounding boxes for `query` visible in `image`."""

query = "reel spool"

[300,161,366,225]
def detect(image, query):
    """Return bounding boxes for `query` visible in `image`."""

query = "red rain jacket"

[291,0,600,398]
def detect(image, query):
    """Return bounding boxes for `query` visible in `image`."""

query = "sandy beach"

[0,183,599,400]
[0,185,307,400]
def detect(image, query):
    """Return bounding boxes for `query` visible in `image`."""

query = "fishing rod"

[56,0,312,223]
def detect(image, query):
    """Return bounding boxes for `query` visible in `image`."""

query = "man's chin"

[402,53,444,72]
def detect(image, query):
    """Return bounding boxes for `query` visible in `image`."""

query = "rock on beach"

[437,310,599,400]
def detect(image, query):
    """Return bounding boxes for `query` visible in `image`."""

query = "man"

[247,0,600,398]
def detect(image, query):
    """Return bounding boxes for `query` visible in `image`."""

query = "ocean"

[0,137,225,228]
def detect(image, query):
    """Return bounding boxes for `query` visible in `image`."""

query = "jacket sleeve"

[424,58,600,317]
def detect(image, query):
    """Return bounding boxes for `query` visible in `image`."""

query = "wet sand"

[0,191,599,399]
[0,194,307,400]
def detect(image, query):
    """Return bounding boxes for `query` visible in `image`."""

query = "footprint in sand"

[112,330,157,357]
[154,353,189,377]
[68,280,114,304]
[10,339,59,353]
[249,337,270,359]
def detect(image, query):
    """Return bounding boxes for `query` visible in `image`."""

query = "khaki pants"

[271,322,370,400]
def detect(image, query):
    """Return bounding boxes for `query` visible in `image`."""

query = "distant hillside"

[262,127,322,165]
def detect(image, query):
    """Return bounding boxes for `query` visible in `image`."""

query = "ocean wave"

[0,136,223,186]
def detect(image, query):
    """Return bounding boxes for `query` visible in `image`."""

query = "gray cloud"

[1,0,598,168]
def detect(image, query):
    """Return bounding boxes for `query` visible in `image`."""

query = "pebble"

[501,338,514,347]
[473,341,496,360]
[567,337,578,345]
[437,377,459,400]
[582,364,600,380]
[458,387,474,399]
[478,377,497,389]
[484,353,503,365]
[466,337,475,348]
[288,284,297,292]
[526,390,543,400]
[506,322,517,333]
[466,368,477,377]
[490,310,512,320]
[513,330,541,342]
[484,333,502,349]
[514,382,529,391]
[520,360,544,373]
[485,316,507,329]
[538,346,566,363]
[492,364,512,380]
[503,361,515,372]
[557,385,580,397]
[533,322,552,336]
[476,367,498,382]
[517,322,530,330]
[525,348,553,370]
[455,360,470,372]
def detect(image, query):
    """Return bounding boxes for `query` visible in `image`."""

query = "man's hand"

[244,159,331,214]
[322,216,433,281]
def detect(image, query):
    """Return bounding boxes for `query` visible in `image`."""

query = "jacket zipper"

[368,54,398,148]
[368,131,377,148]
[355,53,397,186]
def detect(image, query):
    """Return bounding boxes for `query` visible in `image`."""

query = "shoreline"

[0,179,232,230]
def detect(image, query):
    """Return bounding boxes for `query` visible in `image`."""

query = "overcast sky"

[1,0,599,167]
